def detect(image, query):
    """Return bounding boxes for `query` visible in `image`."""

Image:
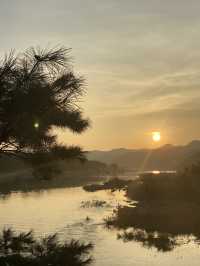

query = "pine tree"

[0,46,89,178]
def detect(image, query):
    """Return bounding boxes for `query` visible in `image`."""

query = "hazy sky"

[1,0,200,150]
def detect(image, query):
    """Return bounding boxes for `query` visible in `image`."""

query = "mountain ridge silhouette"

[87,140,200,171]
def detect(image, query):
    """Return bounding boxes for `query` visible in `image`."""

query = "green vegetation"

[0,228,93,266]
[0,156,123,193]
[0,156,111,195]
[83,177,131,192]
[104,163,200,251]
[117,229,179,252]
[0,46,89,179]
[105,201,200,236]
[127,163,200,202]
[81,200,110,208]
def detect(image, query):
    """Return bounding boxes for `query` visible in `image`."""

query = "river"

[0,186,200,265]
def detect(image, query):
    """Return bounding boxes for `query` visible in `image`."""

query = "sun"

[34,122,39,129]
[152,131,161,142]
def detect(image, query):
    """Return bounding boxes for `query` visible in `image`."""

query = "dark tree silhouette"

[0,228,93,265]
[0,46,89,178]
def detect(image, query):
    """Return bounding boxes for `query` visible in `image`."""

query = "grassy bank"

[0,156,110,195]
[105,201,200,236]
[104,164,200,250]
[126,168,200,203]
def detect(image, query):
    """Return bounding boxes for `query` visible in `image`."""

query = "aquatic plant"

[81,200,109,208]
[117,229,180,252]
[83,178,131,192]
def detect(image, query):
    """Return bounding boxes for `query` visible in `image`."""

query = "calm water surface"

[0,187,200,266]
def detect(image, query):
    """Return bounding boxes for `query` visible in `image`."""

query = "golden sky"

[1,0,200,150]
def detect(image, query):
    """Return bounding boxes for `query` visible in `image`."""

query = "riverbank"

[0,174,107,196]
[102,167,200,252]
[0,156,111,195]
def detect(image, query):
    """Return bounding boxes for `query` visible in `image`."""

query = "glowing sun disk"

[152,131,161,142]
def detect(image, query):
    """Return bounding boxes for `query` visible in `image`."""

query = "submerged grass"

[81,200,110,208]
[117,229,180,252]
[83,178,131,192]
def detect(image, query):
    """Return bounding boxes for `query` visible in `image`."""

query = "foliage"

[127,163,200,202]
[81,200,109,208]
[83,177,131,192]
[104,164,200,252]
[0,46,89,178]
[104,200,200,252]
[117,229,179,252]
[0,228,93,266]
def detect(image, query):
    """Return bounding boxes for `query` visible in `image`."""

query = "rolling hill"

[87,140,200,171]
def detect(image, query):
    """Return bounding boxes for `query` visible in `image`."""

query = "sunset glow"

[34,122,39,129]
[152,132,161,142]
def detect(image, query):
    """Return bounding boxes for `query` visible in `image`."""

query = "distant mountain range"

[87,140,200,171]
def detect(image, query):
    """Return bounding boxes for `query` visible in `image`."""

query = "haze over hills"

[87,140,200,171]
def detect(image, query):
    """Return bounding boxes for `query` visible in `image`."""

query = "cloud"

[1,0,200,148]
